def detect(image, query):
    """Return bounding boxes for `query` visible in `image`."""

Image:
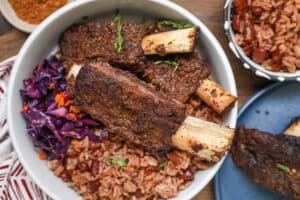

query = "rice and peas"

[232,0,300,72]
[20,56,217,199]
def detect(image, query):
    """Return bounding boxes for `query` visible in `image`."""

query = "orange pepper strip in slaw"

[38,149,47,160]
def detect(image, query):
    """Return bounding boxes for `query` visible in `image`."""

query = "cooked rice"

[233,0,300,72]
[49,135,211,200]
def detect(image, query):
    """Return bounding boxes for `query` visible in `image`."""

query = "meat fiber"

[231,126,300,199]
[73,60,186,155]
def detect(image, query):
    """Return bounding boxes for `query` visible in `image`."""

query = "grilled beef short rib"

[73,60,186,155]
[231,126,300,199]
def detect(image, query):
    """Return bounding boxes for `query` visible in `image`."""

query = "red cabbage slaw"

[20,56,106,160]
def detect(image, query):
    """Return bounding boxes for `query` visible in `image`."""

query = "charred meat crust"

[140,54,210,103]
[231,125,300,199]
[74,60,186,155]
[60,22,155,66]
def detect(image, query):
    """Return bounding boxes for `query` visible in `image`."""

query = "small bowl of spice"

[0,0,72,33]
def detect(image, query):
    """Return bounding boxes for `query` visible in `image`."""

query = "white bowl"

[8,0,238,199]
[224,0,300,82]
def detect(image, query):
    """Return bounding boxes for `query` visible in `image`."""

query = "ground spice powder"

[8,0,67,24]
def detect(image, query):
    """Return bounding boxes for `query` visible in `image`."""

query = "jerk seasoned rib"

[72,60,234,162]
[60,22,210,103]
[74,60,185,155]
[231,126,300,199]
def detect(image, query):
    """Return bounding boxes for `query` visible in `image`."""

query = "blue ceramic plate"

[215,82,300,200]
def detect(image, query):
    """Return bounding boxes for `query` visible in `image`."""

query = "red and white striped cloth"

[0,57,51,200]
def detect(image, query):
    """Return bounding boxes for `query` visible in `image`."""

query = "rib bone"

[141,27,198,55]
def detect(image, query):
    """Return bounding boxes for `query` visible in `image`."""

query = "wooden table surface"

[0,0,273,199]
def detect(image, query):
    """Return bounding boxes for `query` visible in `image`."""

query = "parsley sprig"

[114,15,124,53]
[154,60,180,72]
[158,20,194,29]
[159,161,168,170]
[105,157,127,167]
[276,163,290,173]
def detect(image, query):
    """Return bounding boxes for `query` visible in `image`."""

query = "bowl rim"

[224,0,300,82]
[8,0,238,199]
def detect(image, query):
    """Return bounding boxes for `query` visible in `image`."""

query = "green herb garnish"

[157,20,194,29]
[154,60,180,72]
[276,163,290,173]
[113,15,121,23]
[159,161,168,169]
[114,15,124,53]
[105,157,127,167]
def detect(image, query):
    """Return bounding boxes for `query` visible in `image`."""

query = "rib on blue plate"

[215,82,300,200]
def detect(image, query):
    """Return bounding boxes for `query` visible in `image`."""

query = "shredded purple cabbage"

[20,56,106,160]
